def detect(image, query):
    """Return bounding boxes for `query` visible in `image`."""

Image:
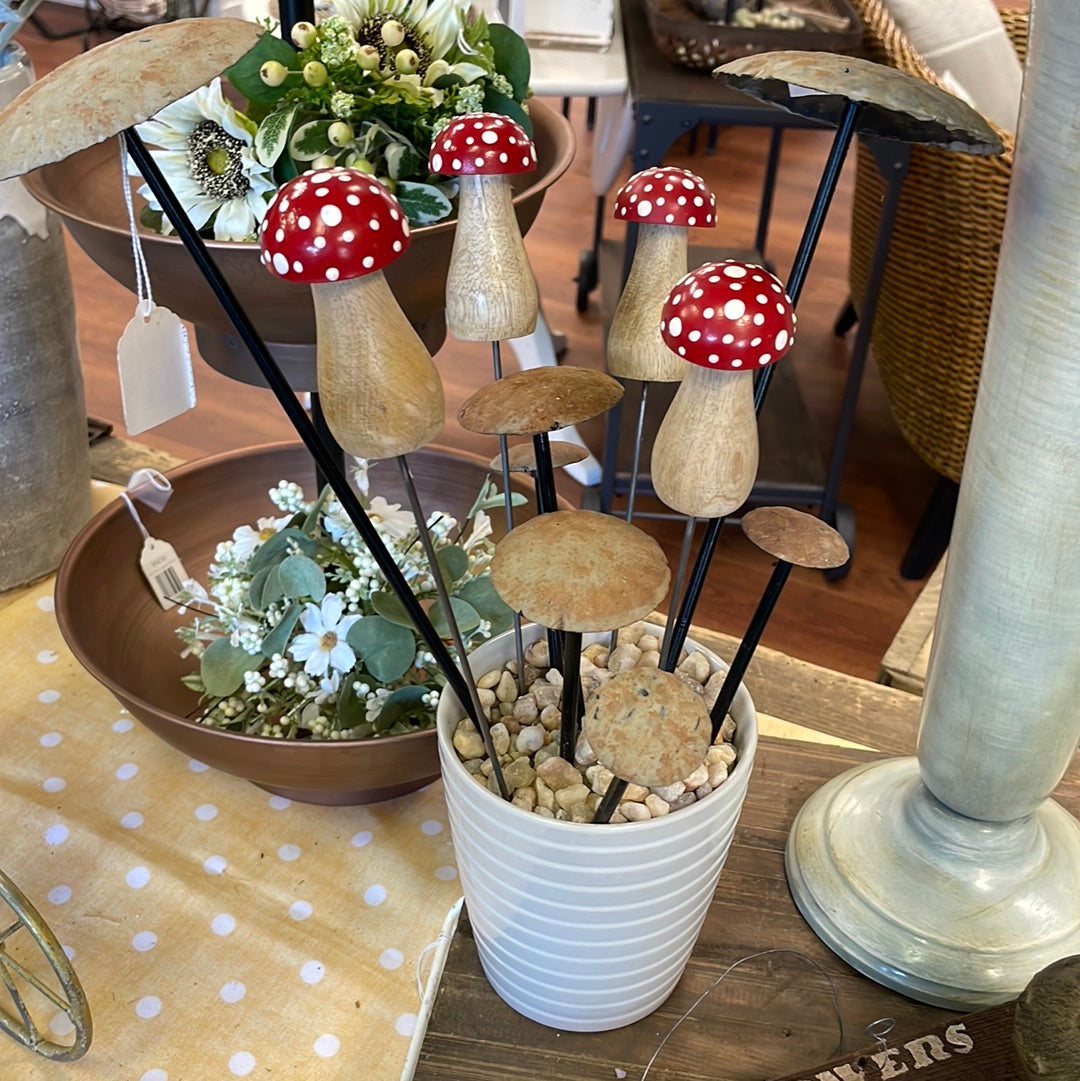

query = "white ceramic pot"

[436,622,758,1032]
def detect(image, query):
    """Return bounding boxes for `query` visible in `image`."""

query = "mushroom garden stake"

[707,507,849,741]
[490,510,670,762]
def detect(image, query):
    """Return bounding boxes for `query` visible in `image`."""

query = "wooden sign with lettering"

[771,1001,1023,1080]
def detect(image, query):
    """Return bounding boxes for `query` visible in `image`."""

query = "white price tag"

[138,536,190,611]
[117,300,196,435]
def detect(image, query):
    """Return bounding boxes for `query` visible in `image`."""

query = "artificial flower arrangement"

[175,459,517,740]
[131,0,532,239]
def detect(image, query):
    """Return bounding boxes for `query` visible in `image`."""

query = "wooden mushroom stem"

[607,222,689,382]
[651,363,759,519]
[312,271,444,459]
[446,173,538,342]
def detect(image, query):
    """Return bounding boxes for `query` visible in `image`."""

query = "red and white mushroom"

[429,112,539,341]
[607,167,716,383]
[650,260,796,518]
[259,167,444,459]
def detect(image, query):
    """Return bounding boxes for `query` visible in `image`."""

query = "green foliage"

[201,638,263,697]
[225,32,299,105]
[347,616,417,683]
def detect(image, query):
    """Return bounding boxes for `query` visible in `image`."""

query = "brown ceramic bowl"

[55,443,539,805]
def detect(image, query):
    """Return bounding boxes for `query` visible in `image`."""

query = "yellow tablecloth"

[1,574,461,1080]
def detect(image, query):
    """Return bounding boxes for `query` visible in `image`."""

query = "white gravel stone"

[644,794,671,817]
[515,724,546,755]
[490,722,510,757]
[620,801,651,822]
[651,781,686,803]
[524,639,549,669]
[608,642,643,673]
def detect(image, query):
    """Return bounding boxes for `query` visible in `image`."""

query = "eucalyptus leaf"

[394,181,454,225]
[457,576,514,637]
[436,545,469,583]
[370,589,415,628]
[301,486,332,535]
[261,602,301,658]
[278,553,326,602]
[487,22,531,99]
[249,528,317,573]
[373,684,431,734]
[347,616,416,683]
[201,638,263,697]
[255,103,298,167]
[289,119,334,161]
[335,676,370,729]
[475,491,527,511]
[225,32,299,106]
[429,596,481,638]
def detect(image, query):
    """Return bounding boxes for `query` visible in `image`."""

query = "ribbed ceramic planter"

[436,622,757,1032]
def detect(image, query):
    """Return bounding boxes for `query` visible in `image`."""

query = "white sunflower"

[131,77,278,242]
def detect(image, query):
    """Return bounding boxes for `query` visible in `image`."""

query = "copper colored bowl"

[55,443,535,805]
[23,100,573,345]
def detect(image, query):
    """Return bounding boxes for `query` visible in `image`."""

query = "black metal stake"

[593,774,626,824]
[558,629,583,762]
[660,100,861,668]
[530,431,562,672]
[121,128,482,726]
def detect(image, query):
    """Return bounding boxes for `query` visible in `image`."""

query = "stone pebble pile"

[450,622,739,824]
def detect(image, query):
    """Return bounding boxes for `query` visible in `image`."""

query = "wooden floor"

[16,6,939,683]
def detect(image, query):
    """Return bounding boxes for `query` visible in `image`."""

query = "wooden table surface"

[410,625,1080,1081]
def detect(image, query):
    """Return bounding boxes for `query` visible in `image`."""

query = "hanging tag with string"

[121,468,191,610]
[116,137,196,435]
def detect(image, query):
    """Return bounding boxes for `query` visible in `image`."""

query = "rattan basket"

[846,0,1025,484]
[644,0,863,71]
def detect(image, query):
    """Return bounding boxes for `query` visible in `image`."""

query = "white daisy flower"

[368,495,416,541]
[131,77,278,242]
[288,594,361,677]
[230,515,291,562]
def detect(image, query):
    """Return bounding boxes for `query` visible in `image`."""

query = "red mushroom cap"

[258,167,410,283]
[613,166,716,228]
[428,112,537,177]
[659,260,796,371]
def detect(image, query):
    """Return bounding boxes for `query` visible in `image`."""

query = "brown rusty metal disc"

[489,441,590,473]
[741,506,850,569]
[714,51,1003,154]
[459,367,623,436]
[0,18,262,181]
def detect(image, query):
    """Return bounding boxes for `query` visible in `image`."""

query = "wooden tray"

[644,0,863,71]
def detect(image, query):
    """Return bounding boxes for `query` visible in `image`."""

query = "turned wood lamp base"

[785,757,1080,1011]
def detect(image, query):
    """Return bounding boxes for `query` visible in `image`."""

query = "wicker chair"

[843,0,1027,577]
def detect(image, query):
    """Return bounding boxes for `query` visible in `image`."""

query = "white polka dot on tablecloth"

[195,804,218,821]
[37,649,58,664]
[113,717,135,733]
[116,763,139,781]
[37,595,54,612]
[63,945,75,960]
[120,812,144,829]
[229,1051,255,1076]
[42,777,66,793]
[268,795,291,810]
[313,1034,340,1058]
[395,1014,417,1037]
[364,884,386,906]
[132,931,158,952]
[47,885,72,905]
[39,732,62,747]
[220,981,246,1003]
[379,949,403,970]
[44,824,69,846]
[136,996,162,1019]
[126,867,151,889]
[211,914,236,936]
[188,759,209,773]
[289,900,313,921]
[204,855,227,875]
[434,866,457,881]
[49,1011,75,1037]
[351,831,372,848]
[278,844,301,862]
[38,689,60,704]
[420,820,443,836]
[299,960,324,985]
[140,1070,168,1081]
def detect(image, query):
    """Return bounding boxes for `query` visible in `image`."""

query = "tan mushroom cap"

[583,667,711,788]
[741,506,850,569]
[489,442,589,473]
[490,510,670,632]
[0,18,262,182]
[459,367,623,436]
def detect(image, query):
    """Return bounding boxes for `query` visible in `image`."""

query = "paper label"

[139,537,190,610]
[117,301,195,435]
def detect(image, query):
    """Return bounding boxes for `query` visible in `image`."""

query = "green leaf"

[289,118,334,161]
[429,596,481,638]
[201,638,263,697]
[457,575,514,637]
[394,181,454,225]
[373,685,431,734]
[255,103,299,167]
[250,564,284,609]
[335,676,370,730]
[482,88,532,137]
[347,616,417,683]
[436,545,469,583]
[261,601,301,658]
[301,486,333,535]
[249,527,317,572]
[225,33,300,106]
[370,589,414,628]
[488,22,531,99]
[278,553,326,601]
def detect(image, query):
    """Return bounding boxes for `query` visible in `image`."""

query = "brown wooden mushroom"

[489,442,589,474]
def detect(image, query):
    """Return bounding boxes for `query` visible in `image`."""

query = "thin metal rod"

[531,432,559,514]
[121,128,479,720]
[659,515,696,665]
[663,101,861,666]
[708,560,792,741]
[593,775,626,824]
[558,630,583,761]
[397,456,509,798]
